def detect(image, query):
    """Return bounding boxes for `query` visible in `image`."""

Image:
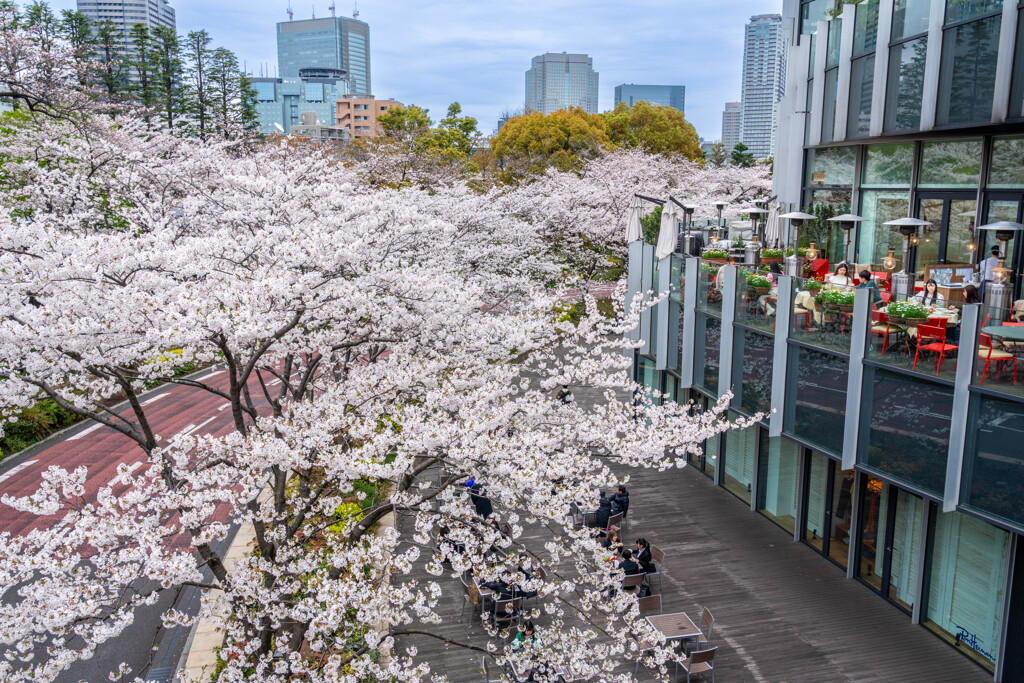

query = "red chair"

[880,291,892,304]
[809,259,830,280]
[870,310,893,354]
[871,272,891,291]
[913,324,958,375]
[794,309,812,331]
[978,333,1018,385]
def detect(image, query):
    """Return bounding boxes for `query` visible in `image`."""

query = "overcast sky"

[47,0,783,139]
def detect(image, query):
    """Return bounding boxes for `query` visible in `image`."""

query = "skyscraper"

[277,16,370,96]
[525,53,598,115]
[722,101,741,150]
[613,84,685,113]
[740,14,785,159]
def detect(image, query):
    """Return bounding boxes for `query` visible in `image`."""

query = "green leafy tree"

[491,107,612,175]
[22,1,59,52]
[421,102,478,159]
[183,30,213,139]
[237,74,259,135]
[708,141,728,168]
[640,206,663,245]
[600,101,703,161]
[731,142,755,167]
[377,103,432,140]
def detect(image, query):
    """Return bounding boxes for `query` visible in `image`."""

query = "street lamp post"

[780,211,816,277]
[883,217,932,299]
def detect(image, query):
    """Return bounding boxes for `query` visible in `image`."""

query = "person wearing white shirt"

[979,247,1001,297]
[827,262,855,287]
[913,278,946,307]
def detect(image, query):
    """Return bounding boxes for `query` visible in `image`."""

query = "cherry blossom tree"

[0,23,756,683]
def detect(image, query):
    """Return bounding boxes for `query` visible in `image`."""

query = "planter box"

[760,256,783,264]
[704,258,728,264]
[823,302,855,313]
[747,286,772,296]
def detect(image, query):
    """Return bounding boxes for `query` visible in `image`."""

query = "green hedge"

[0,399,83,459]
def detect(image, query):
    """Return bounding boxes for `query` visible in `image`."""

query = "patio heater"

[744,207,769,267]
[714,201,727,244]
[780,211,816,277]
[683,204,697,255]
[977,221,1024,315]
[884,217,932,299]
[827,213,865,265]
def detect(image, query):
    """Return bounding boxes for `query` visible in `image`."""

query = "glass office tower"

[525,53,599,114]
[613,84,686,113]
[277,17,371,96]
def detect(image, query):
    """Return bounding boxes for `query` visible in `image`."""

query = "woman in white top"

[827,262,855,287]
[914,278,946,306]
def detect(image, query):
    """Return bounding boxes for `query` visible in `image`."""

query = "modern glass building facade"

[722,101,742,150]
[525,53,599,115]
[613,84,685,113]
[775,0,1024,298]
[277,17,371,96]
[252,69,349,136]
[741,14,787,159]
[628,246,1024,680]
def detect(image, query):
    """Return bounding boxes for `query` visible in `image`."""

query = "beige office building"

[335,96,403,138]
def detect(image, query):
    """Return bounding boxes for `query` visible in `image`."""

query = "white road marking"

[196,370,223,381]
[0,460,38,484]
[267,379,282,387]
[142,393,168,406]
[218,403,231,411]
[173,416,218,441]
[67,422,103,440]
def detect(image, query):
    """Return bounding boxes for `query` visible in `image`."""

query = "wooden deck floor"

[394,389,992,682]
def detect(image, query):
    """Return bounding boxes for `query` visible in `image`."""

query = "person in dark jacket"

[619,549,640,575]
[635,538,655,574]
[595,493,612,530]
[468,479,493,519]
[610,485,629,517]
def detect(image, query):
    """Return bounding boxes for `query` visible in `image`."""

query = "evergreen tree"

[128,23,156,110]
[237,74,259,135]
[94,19,127,99]
[208,48,258,138]
[183,30,213,139]
[59,10,92,87]
[22,1,58,52]
[708,141,728,168]
[150,25,184,131]
[731,142,755,168]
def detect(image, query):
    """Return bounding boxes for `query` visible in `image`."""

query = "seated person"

[619,549,640,576]
[635,538,655,574]
[827,262,855,287]
[856,270,880,305]
[601,529,623,553]
[595,492,612,530]
[511,621,542,652]
[913,278,946,307]
[610,485,629,517]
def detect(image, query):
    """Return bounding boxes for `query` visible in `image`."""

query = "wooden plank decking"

[394,387,992,682]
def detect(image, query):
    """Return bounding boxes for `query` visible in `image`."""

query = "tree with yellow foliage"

[491,107,612,176]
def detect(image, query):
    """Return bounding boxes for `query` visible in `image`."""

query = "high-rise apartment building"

[525,53,599,115]
[277,16,370,96]
[722,101,742,150]
[740,14,786,159]
[335,96,403,138]
[613,84,685,113]
[76,0,176,36]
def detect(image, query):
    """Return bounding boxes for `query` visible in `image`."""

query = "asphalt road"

[0,368,271,682]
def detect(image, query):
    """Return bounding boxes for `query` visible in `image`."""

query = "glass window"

[945,0,1002,23]
[925,510,1010,671]
[853,0,880,55]
[963,393,1024,528]
[722,416,757,504]
[884,38,928,132]
[858,190,910,268]
[826,18,843,68]
[864,368,952,497]
[893,0,933,40]
[805,451,829,550]
[858,477,888,590]
[254,81,277,102]
[988,136,1024,187]
[822,69,839,142]
[304,81,324,102]
[785,345,848,456]
[636,356,658,404]
[848,54,875,139]
[887,490,924,611]
[918,139,983,188]
[936,15,1001,126]
[862,143,914,186]
[696,313,721,397]
[802,0,835,34]
[757,436,801,534]
[828,466,856,567]
[738,330,774,416]
[806,146,856,186]
[705,431,719,478]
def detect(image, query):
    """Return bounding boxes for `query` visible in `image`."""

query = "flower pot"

[903,317,930,327]
[761,256,783,264]
[885,314,905,325]
[747,286,772,296]
[704,258,728,265]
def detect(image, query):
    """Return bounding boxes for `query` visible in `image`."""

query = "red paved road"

[0,368,270,538]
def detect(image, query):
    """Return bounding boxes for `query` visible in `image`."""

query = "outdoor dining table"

[982,325,1024,342]
[645,611,702,643]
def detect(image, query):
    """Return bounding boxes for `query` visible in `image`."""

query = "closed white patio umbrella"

[655,200,680,260]
[625,196,644,243]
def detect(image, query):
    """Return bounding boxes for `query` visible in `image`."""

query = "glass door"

[857,477,923,615]
[803,452,854,568]
[913,193,978,283]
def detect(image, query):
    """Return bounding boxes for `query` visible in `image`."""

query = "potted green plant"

[803,279,825,293]
[700,262,721,275]
[819,288,856,313]
[731,236,746,249]
[885,300,931,326]
[761,248,784,264]
[746,274,773,296]
[703,249,730,264]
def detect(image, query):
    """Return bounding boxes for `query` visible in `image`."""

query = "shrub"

[702,249,729,259]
